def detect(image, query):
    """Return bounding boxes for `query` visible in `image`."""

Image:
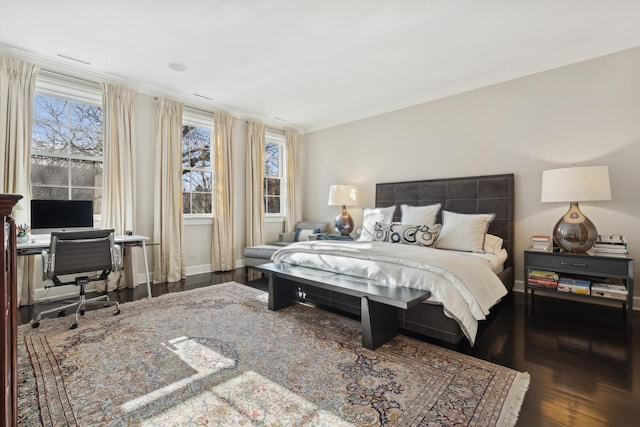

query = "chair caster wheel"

[79,309,85,316]
[113,309,121,316]
[57,310,66,317]
[69,322,78,329]
[31,321,40,329]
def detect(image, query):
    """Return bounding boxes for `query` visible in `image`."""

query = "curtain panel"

[153,97,185,283]
[101,83,138,289]
[0,55,39,305]
[245,122,266,247]
[285,130,302,232]
[211,112,236,271]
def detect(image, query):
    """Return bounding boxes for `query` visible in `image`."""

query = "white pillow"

[484,233,504,255]
[435,210,495,253]
[358,206,396,241]
[401,203,441,226]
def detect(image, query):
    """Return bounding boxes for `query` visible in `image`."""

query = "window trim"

[264,130,286,218]
[182,109,214,217]
[31,80,104,213]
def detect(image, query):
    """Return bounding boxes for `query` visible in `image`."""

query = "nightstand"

[524,250,634,325]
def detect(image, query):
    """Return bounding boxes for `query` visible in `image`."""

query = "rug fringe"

[497,371,530,427]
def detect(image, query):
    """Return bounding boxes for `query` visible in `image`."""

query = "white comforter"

[271,240,508,345]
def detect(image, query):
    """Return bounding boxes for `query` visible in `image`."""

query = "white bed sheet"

[271,241,508,345]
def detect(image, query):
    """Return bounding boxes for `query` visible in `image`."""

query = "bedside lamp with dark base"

[541,166,611,253]
[328,184,359,237]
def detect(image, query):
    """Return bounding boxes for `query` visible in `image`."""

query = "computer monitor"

[30,199,94,235]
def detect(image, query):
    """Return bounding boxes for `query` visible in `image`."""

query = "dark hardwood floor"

[18,271,640,426]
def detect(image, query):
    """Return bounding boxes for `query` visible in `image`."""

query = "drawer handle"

[560,262,588,267]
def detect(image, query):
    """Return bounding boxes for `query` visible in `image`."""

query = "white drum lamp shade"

[328,185,360,236]
[541,166,611,253]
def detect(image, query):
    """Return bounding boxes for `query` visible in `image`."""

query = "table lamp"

[328,184,359,236]
[541,165,611,253]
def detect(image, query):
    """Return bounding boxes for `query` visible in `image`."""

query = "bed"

[272,174,514,345]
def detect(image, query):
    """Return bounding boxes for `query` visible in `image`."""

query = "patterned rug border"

[18,281,530,426]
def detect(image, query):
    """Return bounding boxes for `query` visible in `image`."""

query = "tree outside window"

[31,93,103,214]
[264,138,284,215]
[182,125,212,214]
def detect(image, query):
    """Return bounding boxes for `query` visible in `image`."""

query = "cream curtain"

[245,121,266,246]
[211,112,236,271]
[284,130,302,232]
[0,55,39,306]
[101,83,137,289]
[153,97,185,282]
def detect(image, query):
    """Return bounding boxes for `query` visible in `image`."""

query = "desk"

[17,234,153,299]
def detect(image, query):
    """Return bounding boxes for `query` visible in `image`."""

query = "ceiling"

[2,0,640,133]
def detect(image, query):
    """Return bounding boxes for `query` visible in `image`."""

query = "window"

[182,114,213,215]
[264,131,285,215]
[31,91,103,214]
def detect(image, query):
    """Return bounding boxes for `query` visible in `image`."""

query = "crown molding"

[0,44,304,134]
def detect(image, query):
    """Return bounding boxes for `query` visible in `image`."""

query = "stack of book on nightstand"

[592,234,628,257]
[527,269,558,289]
[557,276,591,294]
[530,235,552,251]
[591,278,628,300]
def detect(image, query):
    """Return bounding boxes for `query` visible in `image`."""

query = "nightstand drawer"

[526,252,630,276]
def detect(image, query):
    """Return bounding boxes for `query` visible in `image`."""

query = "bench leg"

[268,275,300,311]
[361,296,398,350]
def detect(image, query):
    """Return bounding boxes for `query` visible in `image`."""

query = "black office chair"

[31,229,122,329]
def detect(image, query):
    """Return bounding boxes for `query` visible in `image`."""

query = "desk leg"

[141,240,152,298]
[361,297,398,350]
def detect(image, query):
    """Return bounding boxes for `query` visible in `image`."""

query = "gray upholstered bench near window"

[244,245,282,277]
[243,221,329,278]
[257,262,431,350]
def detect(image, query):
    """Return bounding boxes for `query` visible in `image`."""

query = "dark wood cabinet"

[1,194,22,427]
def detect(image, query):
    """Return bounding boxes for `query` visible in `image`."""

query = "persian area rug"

[18,282,529,426]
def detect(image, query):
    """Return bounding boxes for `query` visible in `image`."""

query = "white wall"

[301,46,640,296]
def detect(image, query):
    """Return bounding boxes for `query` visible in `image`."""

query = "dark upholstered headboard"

[375,174,515,270]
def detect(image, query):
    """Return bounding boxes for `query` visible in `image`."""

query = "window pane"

[265,178,281,196]
[34,94,68,124]
[70,159,102,187]
[191,193,212,214]
[266,196,281,214]
[32,122,68,154]
[31,157,69,186]
[182,126,211,168]
[191,171,212,192]
[70,129,102,157]
[70,101,102,130]
[265,142,279,177]
[31,92,103,214]
[182,171,194,192]
[32,186,67,200]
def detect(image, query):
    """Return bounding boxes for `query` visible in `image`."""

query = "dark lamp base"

[553,202,597,253]
[334,205,354,236]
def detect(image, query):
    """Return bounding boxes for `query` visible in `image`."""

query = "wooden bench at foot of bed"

[257,262,431,350]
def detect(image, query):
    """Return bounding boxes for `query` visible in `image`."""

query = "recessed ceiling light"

[57,53,90,65]
[168,62,187,72]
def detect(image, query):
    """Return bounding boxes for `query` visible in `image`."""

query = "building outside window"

[182,115,213,215]
[264,131,285,216]
[31,91,103,214]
